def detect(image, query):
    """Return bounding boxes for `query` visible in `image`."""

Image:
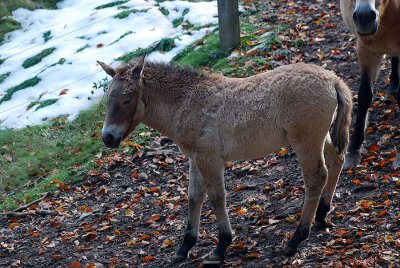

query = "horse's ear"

[131,56,146,79]
[97,61,116,77]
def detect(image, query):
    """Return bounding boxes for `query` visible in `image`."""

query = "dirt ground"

[1,1,400,267]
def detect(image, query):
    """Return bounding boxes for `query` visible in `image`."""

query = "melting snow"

[0,0,217,129]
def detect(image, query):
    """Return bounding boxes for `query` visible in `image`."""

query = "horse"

[340,0,400,168]
[98,56,352,261]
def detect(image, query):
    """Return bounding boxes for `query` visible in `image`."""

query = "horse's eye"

[122,99,131,105]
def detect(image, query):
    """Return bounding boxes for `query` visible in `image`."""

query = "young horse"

[98,57,352,260]
[340,0,400,168]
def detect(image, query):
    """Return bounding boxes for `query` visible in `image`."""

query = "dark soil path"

[1,1,400,267]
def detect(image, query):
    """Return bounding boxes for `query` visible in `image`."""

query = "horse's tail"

[331,79,353,155]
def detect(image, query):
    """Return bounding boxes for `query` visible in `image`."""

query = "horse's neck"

[140,70,200,138]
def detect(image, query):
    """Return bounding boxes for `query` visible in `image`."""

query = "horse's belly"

[222,131,288,161]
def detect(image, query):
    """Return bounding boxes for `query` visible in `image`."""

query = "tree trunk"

[217,0,240,50]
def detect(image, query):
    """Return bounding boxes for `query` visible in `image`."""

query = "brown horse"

[98,57,352,261]
[340,0,400,168]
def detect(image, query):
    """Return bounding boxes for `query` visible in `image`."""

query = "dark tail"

[331,79,353,154]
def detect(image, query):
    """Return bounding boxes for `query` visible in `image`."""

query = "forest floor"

[1,1,400,267]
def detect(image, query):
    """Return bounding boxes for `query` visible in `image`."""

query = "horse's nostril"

[369,10,376,21]
[353,9,377,25]
[353,11,358,23]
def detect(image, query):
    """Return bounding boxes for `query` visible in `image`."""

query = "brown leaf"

[149,214,160,221]
[59,89,69,95]
[8,222,20,229]
[69,261,82,268]
[142,256,155,262]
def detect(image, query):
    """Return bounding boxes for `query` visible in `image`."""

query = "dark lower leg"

[283,225,310,257]
[212,230,233,260]
[348,72,373,154]
[176,160,205,261]
[315,199,331,228]
[176,222,198,259]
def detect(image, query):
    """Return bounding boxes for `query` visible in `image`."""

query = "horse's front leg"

[196,155,232,263]
[175,159,206,261]
[344,41,382,168]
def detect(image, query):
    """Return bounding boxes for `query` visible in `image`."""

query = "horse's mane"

[126,59,204,80]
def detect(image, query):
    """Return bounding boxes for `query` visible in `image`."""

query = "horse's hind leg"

[195,155,232,262]
[283,139,328,256]
[345,41,382,168]
[176,159,206,261]
[315,136,344,229]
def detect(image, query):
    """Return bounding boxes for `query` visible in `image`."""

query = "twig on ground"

[1,209,56,218]
[12,192,49,212]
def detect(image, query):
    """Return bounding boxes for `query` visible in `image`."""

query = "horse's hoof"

[282,244,297,257]
[173,254,187,263]
[314,221,334,232]
[343,153,361,169]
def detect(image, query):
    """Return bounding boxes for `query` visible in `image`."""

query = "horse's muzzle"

[353,6,379,36]
[102,131,122,148]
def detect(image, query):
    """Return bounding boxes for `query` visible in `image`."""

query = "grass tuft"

[22,47,56,69]
[0,76,41,104]
[108,31,134,46]
[43,30,52,42]
[117,37,176,62]
[114,8,150,19]
[95,0,129,10]
[0,72,10,85]
[160,7,169,16]
[35,98,58,111]
[76,44,90,53]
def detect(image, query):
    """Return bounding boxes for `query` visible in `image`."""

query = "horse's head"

[352,0,381,36]
[98,57,146,148]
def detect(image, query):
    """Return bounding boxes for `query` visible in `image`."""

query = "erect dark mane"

[127,59,204,80]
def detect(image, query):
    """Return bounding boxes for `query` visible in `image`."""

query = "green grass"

[0,58,4,65]
[173,30,226,69]
[95,0,129,10]
[0,76,41,104]
[22,47,56,68]
[0,0,60,44]
[0,103,107,210]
